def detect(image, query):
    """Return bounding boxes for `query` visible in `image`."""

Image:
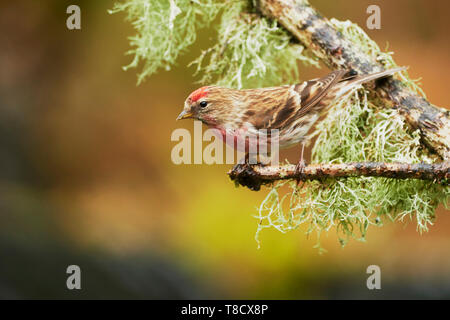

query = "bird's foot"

[294,159,307,186]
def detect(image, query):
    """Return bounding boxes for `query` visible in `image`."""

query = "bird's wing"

[240,85,292,131]
[294,69,347,119]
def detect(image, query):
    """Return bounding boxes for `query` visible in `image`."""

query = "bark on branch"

[256,0,450,160]
[229,162,450,191]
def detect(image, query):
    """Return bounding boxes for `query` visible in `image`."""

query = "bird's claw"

[295,159,306,186]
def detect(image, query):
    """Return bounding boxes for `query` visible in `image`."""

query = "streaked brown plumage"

[177,67,406,161]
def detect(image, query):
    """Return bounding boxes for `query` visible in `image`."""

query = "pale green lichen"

[109,0,224,84]
[190,1,318,89]
[110,0,318,87]
[256,88,448,250]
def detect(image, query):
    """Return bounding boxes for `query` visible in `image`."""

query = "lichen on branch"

[257,0,450,160]
[252,89,449,248]
[109,0,224,84]
[110,0,318,87]
[189,1,318,89]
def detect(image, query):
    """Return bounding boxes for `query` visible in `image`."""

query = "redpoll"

[177,67,406,170]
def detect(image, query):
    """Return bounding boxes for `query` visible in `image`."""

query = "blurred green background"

[0,0,449,299]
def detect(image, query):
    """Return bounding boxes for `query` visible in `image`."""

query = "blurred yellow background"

[0,0,449,299]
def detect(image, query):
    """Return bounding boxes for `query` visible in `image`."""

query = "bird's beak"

[176,109,194,120]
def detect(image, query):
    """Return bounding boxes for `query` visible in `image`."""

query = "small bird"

[177,67,405,173]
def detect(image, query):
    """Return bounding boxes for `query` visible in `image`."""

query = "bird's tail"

[346,66,407,86]
[333,66,406,98]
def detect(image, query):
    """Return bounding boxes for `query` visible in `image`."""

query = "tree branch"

[229,162,450,191]
[256,0,450,160]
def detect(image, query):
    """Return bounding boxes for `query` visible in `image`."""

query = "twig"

[229,162,450,191]
[256,0,450,160]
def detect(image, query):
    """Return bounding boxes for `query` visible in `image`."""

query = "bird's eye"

[199,101,208,108]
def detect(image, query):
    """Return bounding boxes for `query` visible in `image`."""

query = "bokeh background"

[0,0,449,299]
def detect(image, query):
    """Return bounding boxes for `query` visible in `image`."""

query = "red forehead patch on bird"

[189,86,209,102]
